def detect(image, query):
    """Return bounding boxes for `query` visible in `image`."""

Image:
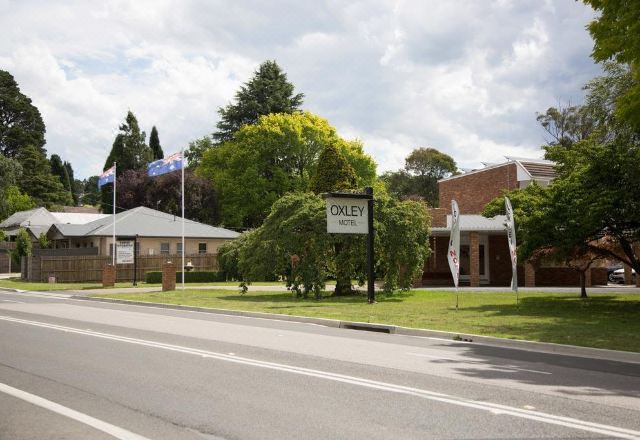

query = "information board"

[116,240,135,264]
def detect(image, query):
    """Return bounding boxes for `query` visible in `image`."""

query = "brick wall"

[534,267,607,287]
[438,163,518,214]
[430,208,448,227]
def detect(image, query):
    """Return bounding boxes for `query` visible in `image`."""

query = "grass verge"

[94,289,640,352]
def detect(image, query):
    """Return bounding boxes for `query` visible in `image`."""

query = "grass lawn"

[0,278,287,291]
[95,289,640,352]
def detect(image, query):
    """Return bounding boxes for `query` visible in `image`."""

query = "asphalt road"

[0,289,639,439]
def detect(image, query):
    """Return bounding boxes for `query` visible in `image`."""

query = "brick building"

[421,157,608,287]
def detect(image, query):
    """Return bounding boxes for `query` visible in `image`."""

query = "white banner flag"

[505,197,518,292]
[447,200,461,288]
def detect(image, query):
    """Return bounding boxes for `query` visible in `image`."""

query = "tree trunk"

[579,271,588,298]
[334,242,354,296]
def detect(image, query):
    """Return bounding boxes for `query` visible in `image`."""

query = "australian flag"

[98,165,115,189]
[147,151,184,177]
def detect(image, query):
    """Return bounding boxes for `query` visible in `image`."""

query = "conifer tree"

[213,60,304,143]
[149,126,164,160]
[17,145,72,207]
[310,143,358,194]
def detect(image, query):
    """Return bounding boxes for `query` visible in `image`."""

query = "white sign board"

[116,240,135,264]
[326,197,368,234]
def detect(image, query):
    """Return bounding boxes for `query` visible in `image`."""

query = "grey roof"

[0,207,57,228]
[431,215,508,233]
[49,206,240,239]
[51,213,109,224]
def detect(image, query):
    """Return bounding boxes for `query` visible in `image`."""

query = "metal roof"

[0,207,57,228]
[431,214,508,233]
[49,206,240,239]
[51,213,109,224]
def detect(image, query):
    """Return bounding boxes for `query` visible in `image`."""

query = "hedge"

[145,271,226,284]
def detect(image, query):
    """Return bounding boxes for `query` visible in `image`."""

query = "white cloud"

[0,0,600,179]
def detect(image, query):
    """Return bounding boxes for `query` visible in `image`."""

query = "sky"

[0,0,602,179]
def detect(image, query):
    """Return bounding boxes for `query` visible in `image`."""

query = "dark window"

[160,243,170,255]
[198,243,207,254]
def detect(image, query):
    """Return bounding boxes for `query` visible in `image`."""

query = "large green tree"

[381,147,457,206]
[17,145,72,207]
[199,111,375,228]
[0,70,46,158]
[213,60,304,143]
[149,126,164,160]
[584,0,640,129]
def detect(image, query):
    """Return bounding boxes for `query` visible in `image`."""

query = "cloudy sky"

[0,0,601,179]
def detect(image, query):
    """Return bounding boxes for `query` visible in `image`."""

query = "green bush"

[144,271,226,284]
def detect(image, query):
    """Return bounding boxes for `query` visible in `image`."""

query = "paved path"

[0,289,639,439]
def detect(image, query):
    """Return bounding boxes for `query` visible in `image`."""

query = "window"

[198,243,207,254]
[160,243,170,255]
[177,242,183,255]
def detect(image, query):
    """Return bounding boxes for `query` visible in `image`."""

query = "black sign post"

[365,187,375,303]
[324,187,375,304]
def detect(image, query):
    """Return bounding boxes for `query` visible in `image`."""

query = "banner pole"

[113,162,116,266]
[181,149,185,291]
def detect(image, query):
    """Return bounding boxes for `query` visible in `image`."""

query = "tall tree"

[213,60,304,143]
[104,111,150,172]
[536,105,594,148]
[584,0,640,129]
[50,154,71,192]
[17,145,72,207]
[381,147,457,206]
[149,126,164,160]
[64,161,80,205]
[0,70,46,158]
[102,111,151,212]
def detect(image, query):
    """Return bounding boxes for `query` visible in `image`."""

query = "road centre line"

[0,382,150,440]
[1,316,638,439]
[406,352,552,375]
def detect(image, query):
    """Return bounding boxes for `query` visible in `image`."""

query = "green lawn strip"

[94,289,640,352]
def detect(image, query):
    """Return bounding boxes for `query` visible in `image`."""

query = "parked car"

[609,267,637,284]
[607,264,623,282]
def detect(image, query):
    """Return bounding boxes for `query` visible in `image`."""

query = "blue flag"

[98,165,115,188]
[147,151,183,177]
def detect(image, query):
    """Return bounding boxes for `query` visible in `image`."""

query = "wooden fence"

[22,254,219,283]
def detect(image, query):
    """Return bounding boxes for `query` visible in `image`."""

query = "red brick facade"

[438,163,518,214]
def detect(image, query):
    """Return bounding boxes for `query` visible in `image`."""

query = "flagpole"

[181,149,185,291]
[113,162,116,266]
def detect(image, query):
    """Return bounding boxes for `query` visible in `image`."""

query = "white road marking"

[406,352,552,375]
[0,382,150,440]
[1,315,638,439]
[0,299,23,303]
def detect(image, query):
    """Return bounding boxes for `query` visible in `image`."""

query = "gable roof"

[0,207,57,229]
[49,206,239,239]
